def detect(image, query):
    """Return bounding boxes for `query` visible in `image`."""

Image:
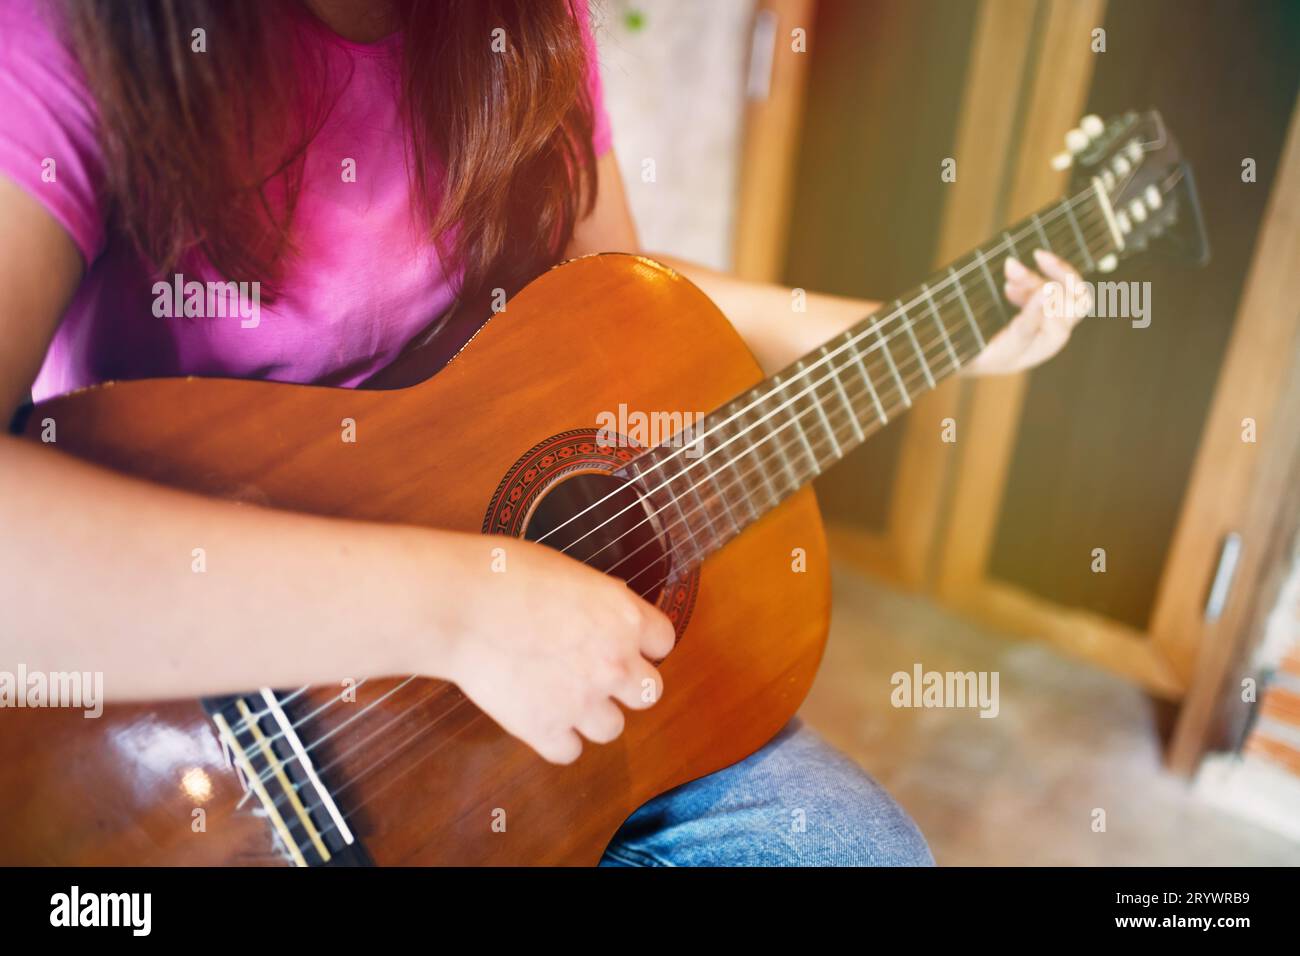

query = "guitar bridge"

[204,690,372,867]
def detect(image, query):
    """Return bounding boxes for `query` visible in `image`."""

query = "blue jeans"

[600,719,934,866]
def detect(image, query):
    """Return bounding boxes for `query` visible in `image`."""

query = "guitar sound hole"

[524,472,670,605]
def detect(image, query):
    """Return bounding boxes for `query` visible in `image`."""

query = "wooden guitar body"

[0,254,830,865]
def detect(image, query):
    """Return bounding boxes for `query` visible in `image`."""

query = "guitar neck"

[621,186,1123,569]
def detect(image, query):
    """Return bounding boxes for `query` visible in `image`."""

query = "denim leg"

[600,719,934,866]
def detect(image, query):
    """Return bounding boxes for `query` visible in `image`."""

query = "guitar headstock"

[1053,109,1210,268]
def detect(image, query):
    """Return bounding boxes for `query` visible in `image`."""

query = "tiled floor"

[797,565,1300,865]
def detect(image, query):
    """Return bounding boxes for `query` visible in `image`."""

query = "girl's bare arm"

[0,177,669,763]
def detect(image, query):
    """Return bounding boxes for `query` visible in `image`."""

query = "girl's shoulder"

[0,0,106,267]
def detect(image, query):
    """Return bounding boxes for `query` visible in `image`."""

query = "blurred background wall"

[593,0,755,270]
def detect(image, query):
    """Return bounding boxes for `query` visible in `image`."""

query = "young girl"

[0,0,1083,866]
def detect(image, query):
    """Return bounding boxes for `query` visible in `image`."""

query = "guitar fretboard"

[619,188,1120,578]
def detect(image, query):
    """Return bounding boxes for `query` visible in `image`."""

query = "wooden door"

[754,0,1300,766]
[934,0,1300,704]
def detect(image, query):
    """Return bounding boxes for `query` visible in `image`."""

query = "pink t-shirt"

[0,0,612,401]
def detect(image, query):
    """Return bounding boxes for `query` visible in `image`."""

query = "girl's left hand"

[965,248,1090,375]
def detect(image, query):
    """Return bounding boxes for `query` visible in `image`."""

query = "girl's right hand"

[438,536,675,765]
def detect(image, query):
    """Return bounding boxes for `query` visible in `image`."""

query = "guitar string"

[244,210,1116,832]
[232,202,1113,810]
[226,680,362,738]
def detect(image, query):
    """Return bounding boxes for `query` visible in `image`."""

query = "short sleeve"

[0,0,107,265]
[575,2,614,156]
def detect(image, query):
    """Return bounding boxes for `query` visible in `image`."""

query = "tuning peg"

[1097,254,1118,273]
[1144,185,1162,209]
[1065,127,1089,153]
[1128,199,1148,223]
[1081,114,1105,139]
[1116,210,1132,234]
[1050,151,1073,171]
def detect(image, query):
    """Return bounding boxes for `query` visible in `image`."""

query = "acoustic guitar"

[0,111,1207,865]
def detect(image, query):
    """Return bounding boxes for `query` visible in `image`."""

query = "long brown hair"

[58,0,597,304]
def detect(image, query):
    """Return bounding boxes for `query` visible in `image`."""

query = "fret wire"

[715,417,761,528]
[731,322,984,512]
[872,315,910,407]
[676,457,719,559]
[922,281,961,372]
[1062,199,1097,272]
[897,298,935,389]
[698,490,737,542]
[666,457,709,565]
[846,331,888,423]
[767,372,819,481]
[665,214,1123,522]
[752,384,803,493]
[930,297,983,373]
[973,246,1009,323]
[1082,203,1117,263]
[1031,211,1052,253]
[738,401,783,510]
[795,358,843,462]
[948,264,986,350]
[964,203,1107,336]
[698,440,742,540]
[823,342,866,442]
[810,385,868,467]
[637,453,703,563]
[790,291,991,467]
[965,255,1009,340]
[915,212,1086,366]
